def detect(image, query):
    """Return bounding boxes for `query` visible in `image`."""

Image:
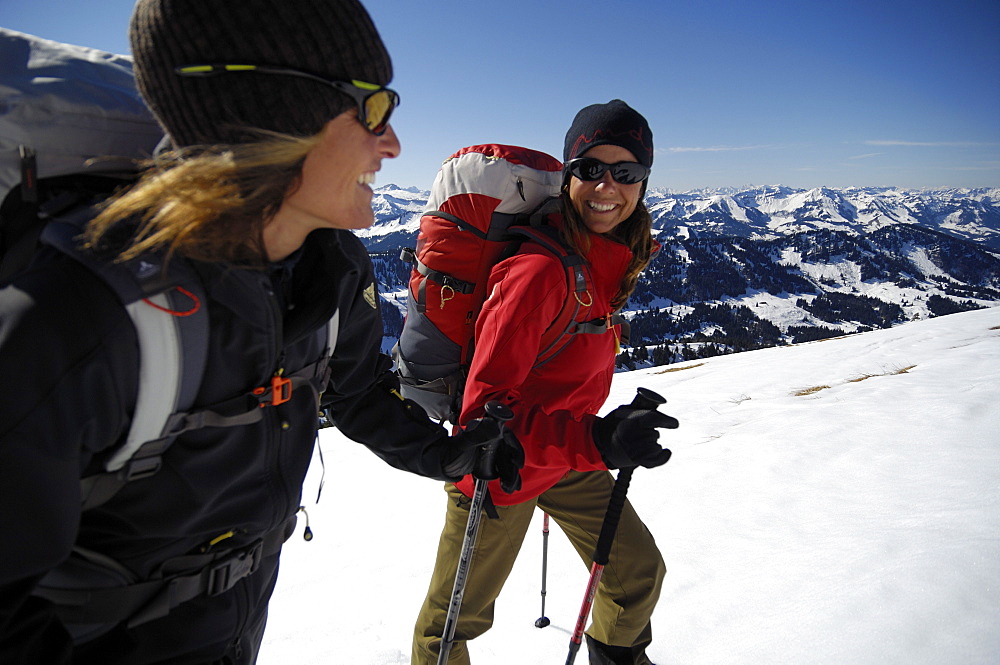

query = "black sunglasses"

[565,157,650,185]
[174,64,400,136]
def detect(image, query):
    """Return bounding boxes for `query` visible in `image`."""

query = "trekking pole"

[438,400,514,665]
[565,387,666,665]
[534,512,551,628]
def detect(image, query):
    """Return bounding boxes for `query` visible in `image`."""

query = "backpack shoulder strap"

[507,224,600,367]
[40,211,210,509]
[55,219,341,510]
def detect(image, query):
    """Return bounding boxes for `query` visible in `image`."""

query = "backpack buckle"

[118,455,163,482]
[270,375,292,405]
[206,540,264,596]
[252,375,293,407]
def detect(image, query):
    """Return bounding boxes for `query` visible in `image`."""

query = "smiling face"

[567,144,644,236]
[264,110,400,260]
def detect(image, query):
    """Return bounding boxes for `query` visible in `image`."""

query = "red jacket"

[456,220,635,504]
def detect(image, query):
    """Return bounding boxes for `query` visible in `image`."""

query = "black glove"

[442,417,525,494]
[592,404,678,469]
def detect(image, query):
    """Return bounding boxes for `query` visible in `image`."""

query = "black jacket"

[0,227,450,663]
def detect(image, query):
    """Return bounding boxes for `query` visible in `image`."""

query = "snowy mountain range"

[649,186,1000,250]
[360,185,1000,365]
[359,184,1000,252]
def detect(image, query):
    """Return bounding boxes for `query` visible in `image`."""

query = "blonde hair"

[85,130,322,265]
[558,183,656,310]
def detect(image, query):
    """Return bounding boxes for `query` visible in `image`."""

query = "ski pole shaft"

[438,476,488,664]
[534,512,550,628]
[566,467,633,665]
[565,387,665,665]
[437,401,513,665]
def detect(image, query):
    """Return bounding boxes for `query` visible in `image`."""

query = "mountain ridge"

[361,184,1000,366]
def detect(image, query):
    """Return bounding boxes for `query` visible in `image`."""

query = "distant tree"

[381,300,403,338]
[787,325,841,343]
[927,295,985,317]
[799,292,903,328]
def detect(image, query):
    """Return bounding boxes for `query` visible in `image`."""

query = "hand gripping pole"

[437,401,513,664]
[565,387,666,665]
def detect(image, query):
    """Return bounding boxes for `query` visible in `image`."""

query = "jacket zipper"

[259,273,291,529]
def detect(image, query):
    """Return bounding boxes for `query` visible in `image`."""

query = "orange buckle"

[253,375,293,407]
[270,375,292,406]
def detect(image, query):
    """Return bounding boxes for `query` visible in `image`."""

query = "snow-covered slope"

[261,307,1000,665]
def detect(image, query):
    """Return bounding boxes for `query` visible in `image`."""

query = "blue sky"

[3,0,999,192]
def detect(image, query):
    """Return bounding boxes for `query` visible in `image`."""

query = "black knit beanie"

[563,99,654,168]
[129,0,392,147]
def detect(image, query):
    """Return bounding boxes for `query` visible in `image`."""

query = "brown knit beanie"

[129,0,392,147]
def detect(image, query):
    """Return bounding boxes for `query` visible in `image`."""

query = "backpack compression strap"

[0,147,41,282]
[422,209,520,242]
[399,245,475,316]
[399,209,535,316]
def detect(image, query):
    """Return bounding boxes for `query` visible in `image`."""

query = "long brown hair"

[558,181,656,310]
[85,130,321,265]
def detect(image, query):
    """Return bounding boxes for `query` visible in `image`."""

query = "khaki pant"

[412,470,666,664]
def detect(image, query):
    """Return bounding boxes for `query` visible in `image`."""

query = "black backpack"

[0,27,164,282]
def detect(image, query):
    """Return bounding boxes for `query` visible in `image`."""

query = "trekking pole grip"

[592,388,666,564]
[472,400,513,479]
[630,386,666,411]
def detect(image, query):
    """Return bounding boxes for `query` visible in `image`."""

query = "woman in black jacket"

[0,0,520,663]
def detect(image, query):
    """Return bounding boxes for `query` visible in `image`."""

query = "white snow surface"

[259,307,1000,665]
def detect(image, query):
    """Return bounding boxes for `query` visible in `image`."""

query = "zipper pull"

[298,506,314,541]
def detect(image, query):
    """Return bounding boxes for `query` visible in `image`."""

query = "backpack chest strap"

[80,311,339,511]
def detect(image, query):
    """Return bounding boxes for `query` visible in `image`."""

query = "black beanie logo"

[569,127,653,166]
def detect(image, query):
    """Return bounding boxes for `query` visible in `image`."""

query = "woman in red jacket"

[412,100,679,665]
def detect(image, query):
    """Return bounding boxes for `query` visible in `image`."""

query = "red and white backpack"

[393,144,608,424]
